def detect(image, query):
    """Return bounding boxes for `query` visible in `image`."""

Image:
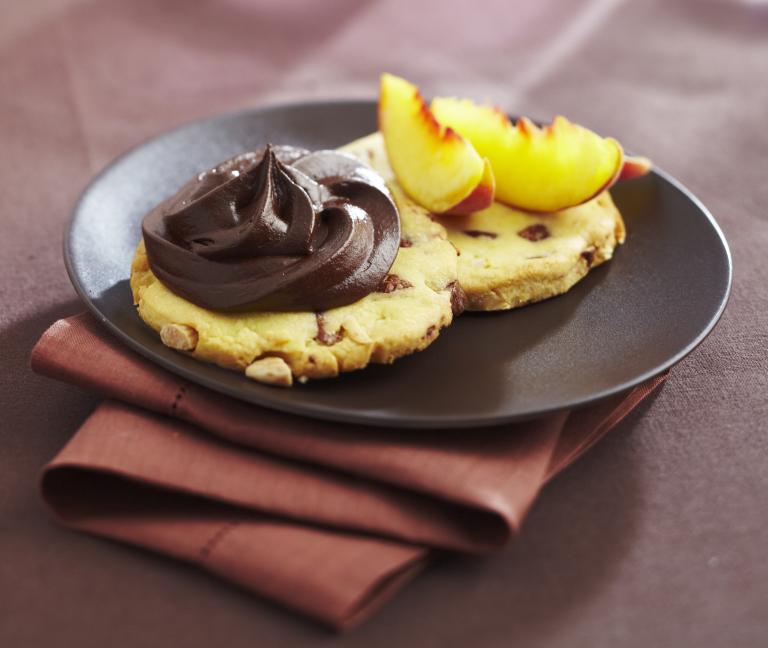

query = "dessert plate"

[65,101,732,429]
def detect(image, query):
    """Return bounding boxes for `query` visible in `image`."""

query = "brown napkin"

[31,313,666,630]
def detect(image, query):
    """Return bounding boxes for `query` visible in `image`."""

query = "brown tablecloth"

[2,0,766,646]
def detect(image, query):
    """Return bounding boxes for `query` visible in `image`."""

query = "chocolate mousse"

[142,145,400,311]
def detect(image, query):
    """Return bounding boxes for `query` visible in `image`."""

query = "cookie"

[130,147,462,386]
[345,132,626,311]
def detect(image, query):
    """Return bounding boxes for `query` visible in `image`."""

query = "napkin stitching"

[199,520,240,561]
[169,384,187,418]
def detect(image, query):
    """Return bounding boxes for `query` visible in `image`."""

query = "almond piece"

[160,324,198,351]
[342,317,372,345]
[245,357,293,387]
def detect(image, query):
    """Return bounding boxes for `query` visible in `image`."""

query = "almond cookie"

[346,132,625,311]
[130,143,462,386]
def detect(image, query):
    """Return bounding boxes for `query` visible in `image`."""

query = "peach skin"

[378,74,494,215]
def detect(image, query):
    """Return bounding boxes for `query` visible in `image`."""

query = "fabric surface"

[2,0,767,645]
[30,313,665,629]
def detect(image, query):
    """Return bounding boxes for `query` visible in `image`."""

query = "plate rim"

[63,100,733,429]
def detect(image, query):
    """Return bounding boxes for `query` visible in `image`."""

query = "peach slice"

[442,156,495,215]
[378,74,494,214]
[430,97,624,212]
[619,155,653,180]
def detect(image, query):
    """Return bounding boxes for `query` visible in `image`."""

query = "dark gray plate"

[65,101,732,429]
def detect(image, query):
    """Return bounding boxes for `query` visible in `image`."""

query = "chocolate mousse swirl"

[142,145,400,311]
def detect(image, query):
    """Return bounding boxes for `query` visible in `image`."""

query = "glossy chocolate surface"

[142,145,399,311]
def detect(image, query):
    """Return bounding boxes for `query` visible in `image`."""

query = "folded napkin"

[31,313,665,630]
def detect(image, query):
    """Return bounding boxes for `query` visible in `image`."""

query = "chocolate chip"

[581,247,596,267]
[517,224,550,241]
[314,313,343,346]
[400,238,413,248]
[447,281,467,316]
[463,230,498,239]
[423,325,437,340]
[378,274,413,293]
